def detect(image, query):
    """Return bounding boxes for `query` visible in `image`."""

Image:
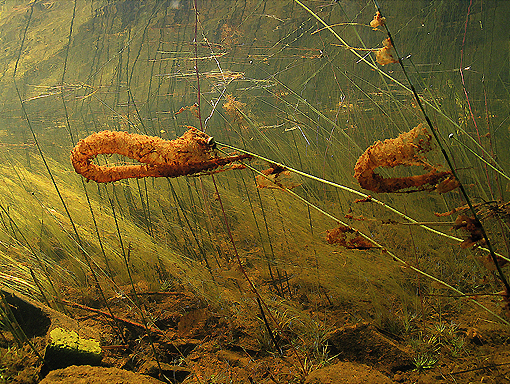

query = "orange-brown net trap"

[354,123,458,193]
[71,127,251,183]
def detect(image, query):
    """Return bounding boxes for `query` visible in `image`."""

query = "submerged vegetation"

[0,0,509,383]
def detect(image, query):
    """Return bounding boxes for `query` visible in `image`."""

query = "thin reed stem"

[240,158,510,326]
[372,0,510,298]
[110,198,164,376]
[217,141,510,264]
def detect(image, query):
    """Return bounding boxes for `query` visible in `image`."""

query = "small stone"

[327,322,413,373]
[44,327,102,370]
[39,365,165,384]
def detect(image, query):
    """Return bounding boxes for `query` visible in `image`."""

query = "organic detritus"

[353,123,458,193]
[71,127,251,183]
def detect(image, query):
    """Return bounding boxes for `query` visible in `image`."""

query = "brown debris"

[370,11,386,30]
[354,195,372,203]
[376,38,398,66]
[452,215,485,249]
[344,214,366,221]
[353,123,457,193]
[223,94,246,123]
[434,204,468,217]
[434,175,460,193]
[256,164,301,189]
[175,103,200,119]
[326,224,376,250]
[71,127,251,183]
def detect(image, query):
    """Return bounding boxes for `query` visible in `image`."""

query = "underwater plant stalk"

[448,134,510,183]
[167,179,200,259]
[13,2,124,337]
[211,176,285,354]
[59,0,78,144]
[217,142,509,264]
[294,0,510,184]
[189,0,305,371]
[372,0,510,300]
[82,180,114,277]
[110,198,164,375]
[458,0,493,196]
[242,173,282,295]
[13,2,79,249]
[242,160,510,326]
[257,187,285,296]
[137,179,153,237]
[404,205,425,317]
[60,2,141,341]
[170,180,212,269]
[193,0,203,131]
[0,201,60,305]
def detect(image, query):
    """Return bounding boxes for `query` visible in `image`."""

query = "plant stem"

[373,0,510,299]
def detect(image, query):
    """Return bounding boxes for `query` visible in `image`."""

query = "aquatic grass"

[371,0,510,302]
[0,154,208,311]
[81,179,114,278]
[11,2,125,335]
[243,1,510,311]
[109,196,164,374]
[413,352,438,372]
[5,0,504,300]
[217,143,509,261]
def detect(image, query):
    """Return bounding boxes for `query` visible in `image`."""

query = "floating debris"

[453,215,485,249]
[223,94,246,122]
[354,123,458,193]
[256,164,301,190]
[370,11,386,30]
[71,127,251,183]
[376,38,398,65]
[175,103,200,119]
[326,224,376,250]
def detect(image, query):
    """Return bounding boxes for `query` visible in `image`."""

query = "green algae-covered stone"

[44,327,102,370]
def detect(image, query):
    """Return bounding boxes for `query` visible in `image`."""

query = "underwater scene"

[0,0,509,383]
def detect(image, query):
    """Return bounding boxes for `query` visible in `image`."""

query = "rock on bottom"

[39,365,166,384]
